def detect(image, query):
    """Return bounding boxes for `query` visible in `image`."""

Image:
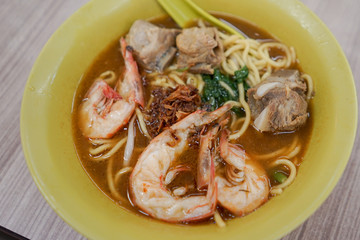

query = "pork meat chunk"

[126,20,180,71]
[176,27,224,74]
[247,69,308,132]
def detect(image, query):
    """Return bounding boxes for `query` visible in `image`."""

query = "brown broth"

[72,13,313,224]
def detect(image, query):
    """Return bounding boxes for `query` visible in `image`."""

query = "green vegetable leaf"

[233,66,250,99]
[234,66,249,83]
[201,67,249,116]
[231,107,244,117]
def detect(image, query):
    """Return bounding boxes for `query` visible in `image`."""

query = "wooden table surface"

[1,0,359,239]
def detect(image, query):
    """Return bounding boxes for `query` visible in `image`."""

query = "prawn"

[197,118,228,190]
[130,103,234,222]
[216,130,269,216]
[78,38,144,138]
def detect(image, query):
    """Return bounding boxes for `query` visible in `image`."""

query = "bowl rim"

[21,0,358,239]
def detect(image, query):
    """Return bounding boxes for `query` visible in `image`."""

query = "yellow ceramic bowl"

[21,0,357,239]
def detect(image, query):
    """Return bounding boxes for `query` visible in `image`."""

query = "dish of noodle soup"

[72,13,314,226]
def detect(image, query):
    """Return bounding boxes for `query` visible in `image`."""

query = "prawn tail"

[120,37,145,107]
[120,37,132,62]
[120,37,137,72]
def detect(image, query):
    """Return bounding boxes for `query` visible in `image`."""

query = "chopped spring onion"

[176,67,189,72]
[273,171,288,184]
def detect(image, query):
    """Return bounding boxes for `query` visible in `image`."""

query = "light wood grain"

[0,0,359,239]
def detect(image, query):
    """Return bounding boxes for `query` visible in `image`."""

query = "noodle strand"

[271,159,297,189]
[229,84,251,140]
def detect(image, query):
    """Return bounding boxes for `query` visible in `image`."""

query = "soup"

[72,13,313,226]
